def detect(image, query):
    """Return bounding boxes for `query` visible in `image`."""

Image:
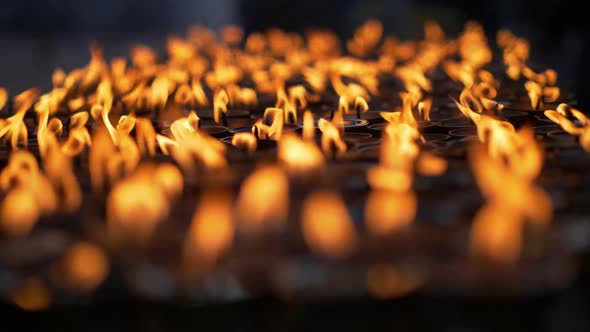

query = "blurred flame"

[301,191,357,258]
[231,132,257,152]
[61,242,109,292]
[236,166,289,233]
[278,134,325,173]
[185,190,234,266]
[107,163,182,243]
[12,277,51,311]
[366,190,416,235]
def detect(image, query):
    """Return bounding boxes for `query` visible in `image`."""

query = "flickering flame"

[236,166,289,233]
[0,88,39,149]
[278,134,325,173]
[318,118,347,157]
[252,107,284,140]
[301,191,357,258]
[231,132,257,152]
[185,190,234,266]
[61,242,109,292]
[213,89,229,124]
[525,81,560,110]
[544,103,590,152]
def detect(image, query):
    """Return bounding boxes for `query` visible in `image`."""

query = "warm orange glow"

[278,134,325,173]
[185,190,234,265]
[12,277,51,311]
[301,191,357,258]
[318,118,347,157]
[252,107,284,140]
[347,19,383,57]
[231,132,258,152]
[107,163,182,243]
[366,264,423,298]
[468,128,553,262]
[302,110,315,141]
[0,151,58,237]
[416,152,448,176]
[0,88,39,149]
[366,190,416,234]
[236,166,289,233]
[61,242,110,292]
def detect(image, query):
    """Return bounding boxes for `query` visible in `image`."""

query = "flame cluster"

[0,19,576,306]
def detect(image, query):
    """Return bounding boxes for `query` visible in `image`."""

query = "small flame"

[318,118,347,157]
[252,107,284,140]
[213,88,229,124]
[301,191,357,258]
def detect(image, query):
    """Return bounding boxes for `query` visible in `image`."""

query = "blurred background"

[0,0,588,106]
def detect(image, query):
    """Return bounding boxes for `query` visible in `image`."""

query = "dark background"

[0,0,588,107]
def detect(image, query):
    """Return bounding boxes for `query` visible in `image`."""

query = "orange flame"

[318,118,347,157]
[231,132,257,152]
[60,242,109,292]
[301,191,357,258]
[278,134,325,173]
[185,190,234,267]
[236,166,289,233]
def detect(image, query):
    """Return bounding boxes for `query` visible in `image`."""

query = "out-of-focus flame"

[301,191,357,258]
[278,134,325,173]
[60,242,109,292]
[318,118,346,157]
[12,277,51,311]
[302,110,315,141]
[0,151,57,237]
[468,127,552,262]
[227,132,255,153]
[347,19,383,57]
[236,166,289,233]
[365,190,416,235]
[107,163,182,244]
[185,190,234,267]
